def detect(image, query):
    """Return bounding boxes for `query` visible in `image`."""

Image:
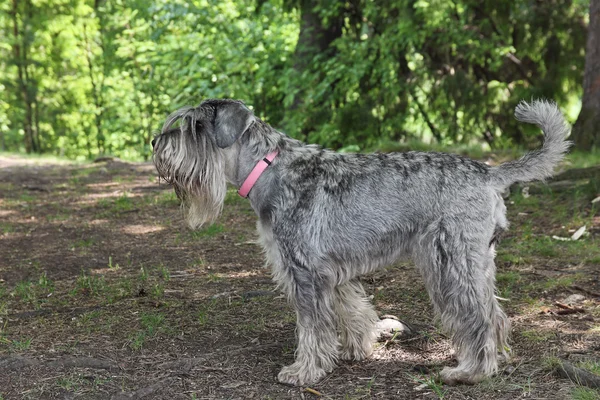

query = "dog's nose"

[151,139,156,148]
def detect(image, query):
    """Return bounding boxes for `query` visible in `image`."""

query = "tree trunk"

[572,0,600,150]
[11,0,35,153]
[293,1,343,76]
[290,1,344,119]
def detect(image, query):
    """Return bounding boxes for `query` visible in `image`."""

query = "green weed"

[158,265,170,281]
[579,361,600,376]
[153,191,179,207]
[108,256,120,270]
[409,373,447,399]
[141,312,165,335]
[57,376,81,391]
[0,223,14,234]
[47,213,70,222]
[190,224,224,239]
[207,273,222,283]
[151,283,164,298]
[10,338,32,351]
[572,387,600,400]
[129,312,166,350]
[521,329,555,343]
[14,281,35,303]
[74,238,94,248]
[11,274,53,308]
[496,271,522,298]
[76,271,106,296]
[138,267,149,283]
[113,194,134,212]
[224,188,246,206]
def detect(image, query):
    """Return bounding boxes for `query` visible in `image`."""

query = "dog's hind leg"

[275,259,340,386]
[415,223,509,385]
[334,279,379,361]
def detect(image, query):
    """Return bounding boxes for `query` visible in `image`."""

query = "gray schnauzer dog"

[152,99,570,386]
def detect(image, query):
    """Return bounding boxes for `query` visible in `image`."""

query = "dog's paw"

[440,366,485,385]
[277,363,327,386]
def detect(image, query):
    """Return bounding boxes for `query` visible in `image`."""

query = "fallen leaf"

[305,387,323,396]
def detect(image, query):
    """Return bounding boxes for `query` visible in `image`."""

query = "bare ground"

[0,154,599,399]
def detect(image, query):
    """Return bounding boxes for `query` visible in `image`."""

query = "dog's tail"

[490,100,571,189]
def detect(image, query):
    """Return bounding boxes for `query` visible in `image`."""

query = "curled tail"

[490,100,571,189]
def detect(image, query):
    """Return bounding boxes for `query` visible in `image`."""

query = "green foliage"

[0,0,590,158]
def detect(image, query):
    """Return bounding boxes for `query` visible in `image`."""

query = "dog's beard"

[153,132,226,230]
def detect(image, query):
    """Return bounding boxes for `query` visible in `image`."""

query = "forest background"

[1,0,599,161]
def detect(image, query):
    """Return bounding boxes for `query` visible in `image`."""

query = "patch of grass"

[113,175,135,183]
[79,310,102,329]
[57,375,82,391]
[113,194,134,212]
[38,272,54,292]
[496,271,522,298]
[141,312,165,335]
[541,275,581,291]
[151,283,164,299]
[47,213,70,222]
[542,356,562,371]
[572,387,600,400]
[153,190,179,207]
[207,273,223,283]
[97,194,136,217]
[565,150,600,169]
[579,361,600,376]
[70,166,100,178]
[74,238,95,248]
[0,223,14,234]
[129,312,166,350]
[224,188,246,206]
[11,273,54,308]
[75,271,107,296]
[138,267,149,283]
[9,337,32,351]
[14,281,35,303]
[108,256,120,270]
[190,224,224,239]
[19,193,35,202]
[521,329,555,343]
[197,301,217,327]
[409,374,447,399]
[158,265,170,281]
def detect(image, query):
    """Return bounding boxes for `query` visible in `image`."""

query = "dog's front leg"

[276,261,339,386]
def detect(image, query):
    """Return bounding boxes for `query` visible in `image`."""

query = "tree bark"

[11,0,36,153]
[290,1,344,117]
[572,0,600,150]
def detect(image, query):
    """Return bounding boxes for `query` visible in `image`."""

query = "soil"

[0,155,599,399]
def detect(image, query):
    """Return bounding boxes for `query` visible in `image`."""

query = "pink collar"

[237,150,279,198]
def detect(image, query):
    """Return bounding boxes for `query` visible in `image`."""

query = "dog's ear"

[211,102,254,148]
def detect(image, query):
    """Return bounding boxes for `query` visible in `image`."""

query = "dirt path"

[0,156,599,399]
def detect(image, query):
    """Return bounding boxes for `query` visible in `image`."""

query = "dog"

[152,99,570,386]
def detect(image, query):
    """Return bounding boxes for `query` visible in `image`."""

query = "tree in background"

[281,0,588,150]
[0,0,594,159]
[573,0,600,150]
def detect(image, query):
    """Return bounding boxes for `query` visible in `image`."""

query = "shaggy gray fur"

[153,99,570,386]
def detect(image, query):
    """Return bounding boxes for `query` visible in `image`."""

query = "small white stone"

[376,318,411,338]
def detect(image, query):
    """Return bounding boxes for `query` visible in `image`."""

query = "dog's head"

[152,99,255,229]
